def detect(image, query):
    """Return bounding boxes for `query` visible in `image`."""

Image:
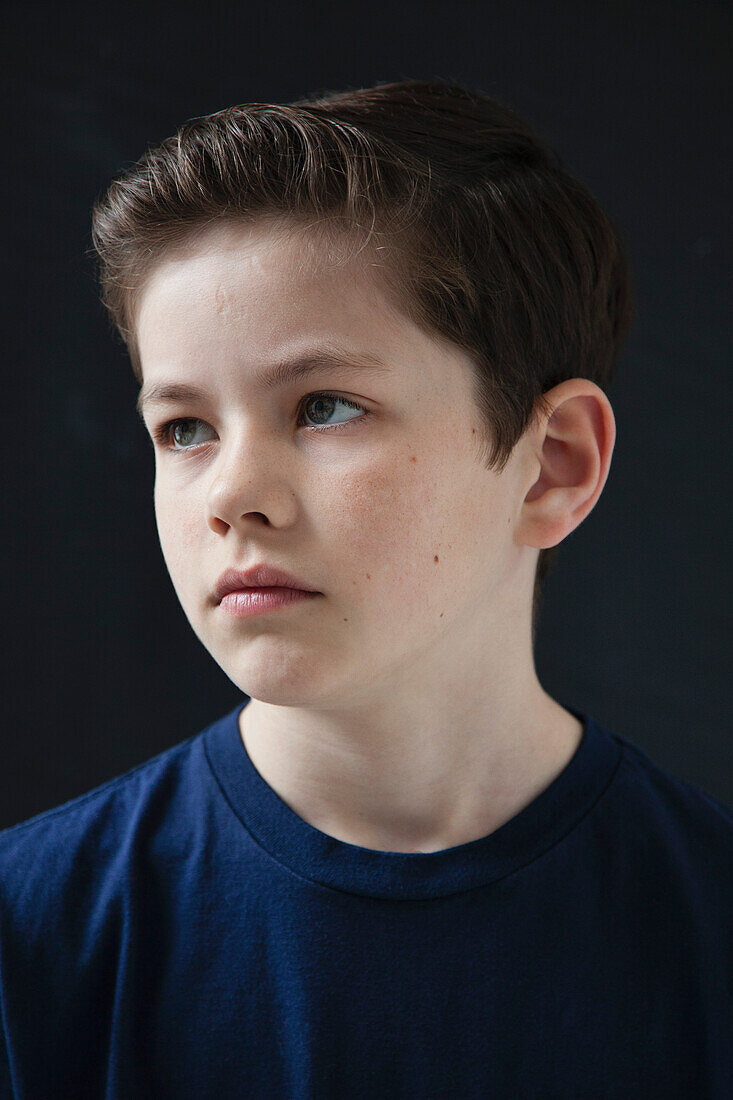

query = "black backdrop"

[3,0,731,830]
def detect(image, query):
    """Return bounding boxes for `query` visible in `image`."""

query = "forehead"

[138,219,397,318]
[135,219,416,358]
[133,218,482,414]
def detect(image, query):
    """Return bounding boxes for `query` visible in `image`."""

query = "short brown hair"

[90,77,634,643]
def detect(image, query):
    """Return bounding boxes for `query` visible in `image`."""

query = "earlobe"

[516,380,616,551]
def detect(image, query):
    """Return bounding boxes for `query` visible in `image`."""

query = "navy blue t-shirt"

[0,698,731,1098]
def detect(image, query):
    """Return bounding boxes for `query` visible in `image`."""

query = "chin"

[218,653,342,709]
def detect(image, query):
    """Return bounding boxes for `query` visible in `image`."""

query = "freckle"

[343,617,348,621]
[472,428,476,434]
[366,573,371,579]
[440,612,444,617]
[434,555,439,563]
[410,455,417,462]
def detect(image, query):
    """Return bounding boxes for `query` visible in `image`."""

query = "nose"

[205,427,297,533]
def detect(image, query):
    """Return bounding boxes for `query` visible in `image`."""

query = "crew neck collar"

[203,697,622,900]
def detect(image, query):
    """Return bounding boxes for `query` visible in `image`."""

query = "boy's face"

[135,219,537,708]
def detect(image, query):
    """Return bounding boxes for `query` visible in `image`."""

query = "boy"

[1,78,730,1097]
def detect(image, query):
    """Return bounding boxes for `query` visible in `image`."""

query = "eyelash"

[152,391,370,452]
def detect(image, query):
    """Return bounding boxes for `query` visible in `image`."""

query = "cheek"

[324,451,463,579]
[153,486,202,585]
[337,446,508,610]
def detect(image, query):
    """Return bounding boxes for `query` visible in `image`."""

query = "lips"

[213,564,320,603]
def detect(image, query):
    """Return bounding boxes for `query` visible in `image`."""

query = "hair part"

[89,77,634,645]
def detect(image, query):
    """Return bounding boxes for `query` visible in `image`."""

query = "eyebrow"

[135,347,391,419]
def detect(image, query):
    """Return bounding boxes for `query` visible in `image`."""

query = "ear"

[515,379,616,551]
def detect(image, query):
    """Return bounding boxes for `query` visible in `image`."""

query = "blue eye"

[156,418,213,449]
[299,392,367,429]
[153,391,369,452]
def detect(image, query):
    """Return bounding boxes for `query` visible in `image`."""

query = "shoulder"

[607,729,733,887]
[0,730,203,924]
[615,732,733,830]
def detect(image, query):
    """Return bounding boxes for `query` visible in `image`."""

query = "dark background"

[2,0,731,830]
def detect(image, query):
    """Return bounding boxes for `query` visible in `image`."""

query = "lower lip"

[219,587,320,617]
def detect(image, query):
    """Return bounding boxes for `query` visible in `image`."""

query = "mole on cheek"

[434,555,439,563]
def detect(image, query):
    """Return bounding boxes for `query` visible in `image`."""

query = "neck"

[238,686,584,854]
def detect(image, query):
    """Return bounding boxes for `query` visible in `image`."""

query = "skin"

[136,217,616,854]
